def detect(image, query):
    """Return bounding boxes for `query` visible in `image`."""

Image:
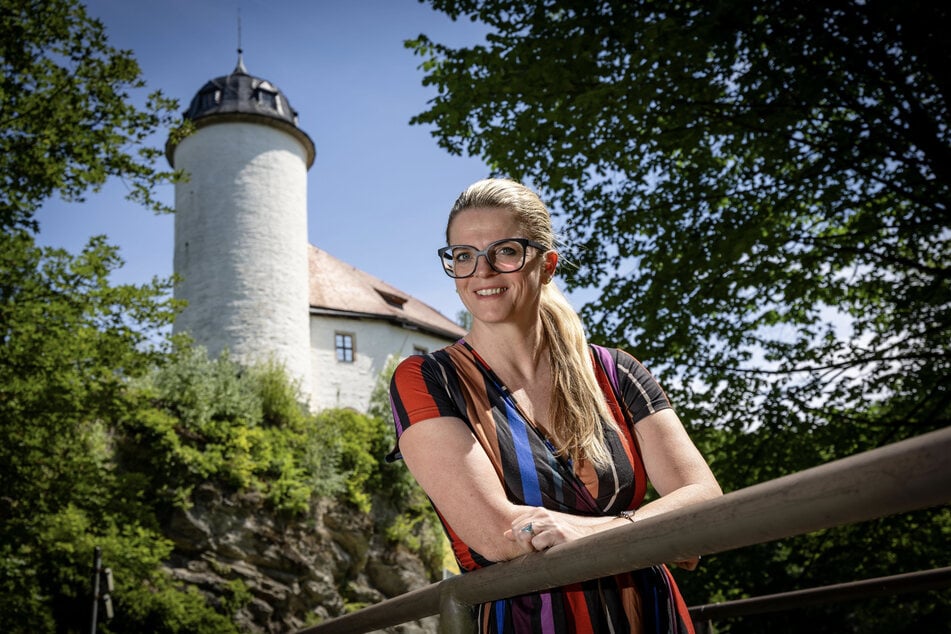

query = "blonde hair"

[448,178,618,470]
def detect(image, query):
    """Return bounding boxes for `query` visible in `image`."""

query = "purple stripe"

[390,392,406,437]
[591,344,620,396]
[539,591,555,633]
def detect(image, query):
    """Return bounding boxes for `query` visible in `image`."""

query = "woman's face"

[446,207,556,329]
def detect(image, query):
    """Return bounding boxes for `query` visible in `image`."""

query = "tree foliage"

[0,230,238,632]
[411,0,949,435]
[0,231,176,525]
[0,0,181,232]
[411,0,950,628]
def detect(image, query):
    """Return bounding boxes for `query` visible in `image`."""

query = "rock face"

[163,483,441,633]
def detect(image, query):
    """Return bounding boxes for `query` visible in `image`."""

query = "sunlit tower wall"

[166,55,315,399]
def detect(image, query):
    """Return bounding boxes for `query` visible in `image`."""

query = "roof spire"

[234,8,247,74]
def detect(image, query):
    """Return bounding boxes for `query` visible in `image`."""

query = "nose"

[472,252,495,276]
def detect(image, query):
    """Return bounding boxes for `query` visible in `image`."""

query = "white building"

[166,56,464,412]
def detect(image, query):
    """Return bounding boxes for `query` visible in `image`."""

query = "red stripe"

[663,566,696,634]
[564,584,595,634]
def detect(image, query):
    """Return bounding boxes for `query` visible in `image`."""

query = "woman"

[389,178,722,632]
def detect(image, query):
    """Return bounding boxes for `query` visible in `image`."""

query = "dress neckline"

[459,338,574,470]
[459,338,512,396]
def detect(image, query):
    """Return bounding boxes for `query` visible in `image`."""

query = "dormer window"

[254,87,279,111]
[198,88,221,110]
[375,289,408,309]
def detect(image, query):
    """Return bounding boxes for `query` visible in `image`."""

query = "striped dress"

[389,341,695,633]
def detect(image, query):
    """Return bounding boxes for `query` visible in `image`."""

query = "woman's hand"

[506,507,704,573]
[504,508,613,551]
[673,556,701,571]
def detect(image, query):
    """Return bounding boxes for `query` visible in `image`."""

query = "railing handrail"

[299,426,951,634]
[690,565,951,621]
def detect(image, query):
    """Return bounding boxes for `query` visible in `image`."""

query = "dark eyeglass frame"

[437,237,549,278]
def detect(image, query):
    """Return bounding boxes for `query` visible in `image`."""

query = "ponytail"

[540,282,617,471]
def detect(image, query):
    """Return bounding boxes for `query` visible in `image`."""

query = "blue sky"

[35,0,497,322]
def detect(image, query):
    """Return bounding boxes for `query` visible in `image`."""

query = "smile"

[475,287,506,296]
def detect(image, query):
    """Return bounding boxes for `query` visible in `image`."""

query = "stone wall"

[164,483,441,633]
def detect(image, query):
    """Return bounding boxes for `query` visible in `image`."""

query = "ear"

[543,250,558,282]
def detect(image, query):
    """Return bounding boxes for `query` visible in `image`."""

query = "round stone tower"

[166,54,315,399]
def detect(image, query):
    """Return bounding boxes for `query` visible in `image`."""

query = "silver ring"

[520,522,534,534]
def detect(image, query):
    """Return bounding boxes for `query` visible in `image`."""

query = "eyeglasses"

[437,237,549,278]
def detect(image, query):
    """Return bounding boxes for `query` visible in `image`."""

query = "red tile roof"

[308,245,466,340]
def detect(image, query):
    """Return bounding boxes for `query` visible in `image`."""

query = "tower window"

[198,88,221,110]
[254,88,280,112]
[335,333,354,363]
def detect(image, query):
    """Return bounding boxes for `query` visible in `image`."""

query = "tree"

[0,230,233,631]
[411,0,949,429]
[411,0,948,465]
[0,0,181,232]
[410,0,950,628]
[0,1,224,628]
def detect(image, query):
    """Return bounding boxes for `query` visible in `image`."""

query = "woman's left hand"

[504,508,607,551]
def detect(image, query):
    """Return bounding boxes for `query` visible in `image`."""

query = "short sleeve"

[612,348,672,424]
[389,352,463,442]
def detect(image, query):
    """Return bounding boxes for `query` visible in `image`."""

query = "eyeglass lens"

[441,239,528,277]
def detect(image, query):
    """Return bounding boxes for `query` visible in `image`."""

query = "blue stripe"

[505,398,543,506]
[652,581,661,627]
[495,599,506,631]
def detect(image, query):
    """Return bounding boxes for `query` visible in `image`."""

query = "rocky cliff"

[163,482,442,633]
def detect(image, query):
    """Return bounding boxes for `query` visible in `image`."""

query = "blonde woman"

[389,178,722,633]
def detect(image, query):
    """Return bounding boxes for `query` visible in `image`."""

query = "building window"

[254,87,279,110]
[335,333,354,363]
[413,346,428,355]
[198,88,221,110]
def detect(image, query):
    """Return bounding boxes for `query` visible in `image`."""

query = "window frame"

[335,332,355,363]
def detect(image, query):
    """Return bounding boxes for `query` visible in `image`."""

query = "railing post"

[439,577,476,634]
[692,620,713,634]
[89,546,101,634]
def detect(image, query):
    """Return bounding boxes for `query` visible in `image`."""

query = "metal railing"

[299,426,951,634]
[689,565,951,629]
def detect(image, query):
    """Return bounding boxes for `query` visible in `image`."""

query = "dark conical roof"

[183,52,301,125]
[168,52,315,168]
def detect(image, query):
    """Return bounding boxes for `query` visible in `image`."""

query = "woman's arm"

[398,415,540,561]
[633,408,723,520]
[504,409,723,555]
[503,408,721,552]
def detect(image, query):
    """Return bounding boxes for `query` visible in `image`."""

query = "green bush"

[313,408,381,513]
[124,344,337,516]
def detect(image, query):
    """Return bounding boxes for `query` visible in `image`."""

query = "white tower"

[166,55,315,399]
